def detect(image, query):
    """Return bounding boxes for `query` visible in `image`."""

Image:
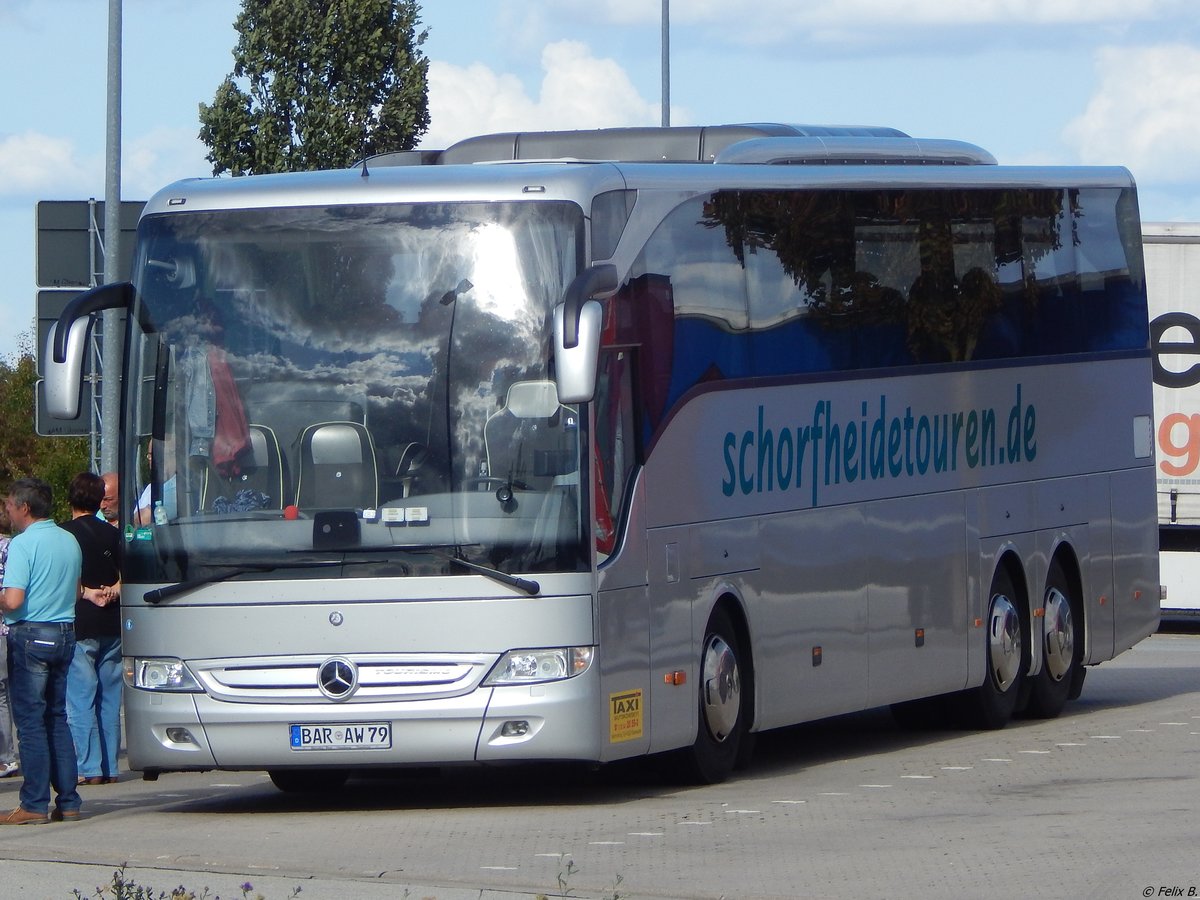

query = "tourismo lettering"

[721,384,1036,506]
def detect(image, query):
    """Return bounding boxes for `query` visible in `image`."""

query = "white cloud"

[0,126,212,204]
[580,0,1186,27]
[422,39,661,149]
[123,126,213,198]
[546,0,1192,51]
[1063,44,1200,183]
[0,131,99,198]
[753,2,1189,49]
[756,0,1177,25]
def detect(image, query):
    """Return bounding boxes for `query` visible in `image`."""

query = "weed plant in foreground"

[73,860,625,900]
[72,866,300,900]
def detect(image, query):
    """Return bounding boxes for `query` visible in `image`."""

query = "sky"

[3,0,1200,362]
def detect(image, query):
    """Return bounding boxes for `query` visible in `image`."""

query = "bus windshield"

[122,200,587,586]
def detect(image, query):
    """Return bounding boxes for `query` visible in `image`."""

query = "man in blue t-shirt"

[1,478,83,824]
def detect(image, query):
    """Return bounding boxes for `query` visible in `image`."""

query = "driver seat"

[483,381,577,491]
[296,421,379,510]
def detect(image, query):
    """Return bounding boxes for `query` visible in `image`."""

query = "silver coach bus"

[44,125,1159,790]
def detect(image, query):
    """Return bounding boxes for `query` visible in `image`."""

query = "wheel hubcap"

[988,592,1021,692]
[1043,587,1074,681]
[701,635,740,742]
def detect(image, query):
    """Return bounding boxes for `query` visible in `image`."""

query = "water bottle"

[153,500,167,525]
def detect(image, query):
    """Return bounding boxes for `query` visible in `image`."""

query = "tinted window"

[615,186,1146,441]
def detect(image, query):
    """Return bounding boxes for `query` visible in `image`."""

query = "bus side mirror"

[44,317,94,420]
[554,264,617,403]
[44,282,134,419]
[554,299,603,403]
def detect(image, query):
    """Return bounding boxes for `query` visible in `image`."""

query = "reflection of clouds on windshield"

[232,350,437,408]
[453,387,493,473]
[182,202,573,360]
[383,224,474,325]
[145,201,576,489]
[225,300,546,407]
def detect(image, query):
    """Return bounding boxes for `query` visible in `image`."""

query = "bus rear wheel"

[683,608,748,784]
[957,565,1024,730]
[1023,560,1080,719]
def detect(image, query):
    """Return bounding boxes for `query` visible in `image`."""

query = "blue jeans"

[67,635,123,778]
[0,633,17,767]
[7,622,81,815]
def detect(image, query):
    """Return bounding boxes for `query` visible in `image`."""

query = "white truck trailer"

[1146,222,1200,617]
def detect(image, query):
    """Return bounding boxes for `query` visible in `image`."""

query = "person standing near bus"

[0,477,83,824]
[0,503,20,779]
[99,472,120,526]
[61,473,122,785]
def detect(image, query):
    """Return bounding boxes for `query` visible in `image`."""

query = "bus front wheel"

[683,607,749,784]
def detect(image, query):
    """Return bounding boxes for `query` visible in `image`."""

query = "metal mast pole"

[101,0,122,473]
[661,0,670,127]
[88,199,101,473]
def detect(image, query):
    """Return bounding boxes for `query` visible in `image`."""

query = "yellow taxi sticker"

[609,689,643,743]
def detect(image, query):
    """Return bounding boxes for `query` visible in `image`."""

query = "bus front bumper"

[125,667,603,773]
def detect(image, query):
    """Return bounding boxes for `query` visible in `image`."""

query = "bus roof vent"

[714,136,997,166]
[445,124,911,164]
[360,124,913,167]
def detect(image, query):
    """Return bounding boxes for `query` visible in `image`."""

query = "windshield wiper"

[143,559,345,604]
[441,553,540,596]
[144,547,540,604]
[303,544,541,596]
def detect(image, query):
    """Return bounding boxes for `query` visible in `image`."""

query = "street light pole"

[661,0,670,127]
[101,0,122,473]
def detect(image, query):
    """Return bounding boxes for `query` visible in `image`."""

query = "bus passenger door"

[595,346,657,760]
[596,584,653,760]
[596,470,653,762]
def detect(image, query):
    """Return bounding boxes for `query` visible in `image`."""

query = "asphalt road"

[0,627,1197,900]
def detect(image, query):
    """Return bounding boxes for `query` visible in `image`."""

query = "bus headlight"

[124,657,202,692]
[483,646,594,685]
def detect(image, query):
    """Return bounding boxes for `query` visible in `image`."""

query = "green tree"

[199,0,430,176]
[0,333,90,522]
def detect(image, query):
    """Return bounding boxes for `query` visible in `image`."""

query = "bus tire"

[268,769,349,794]
[957,564,1024,730]
[683,607,748,784]
[1023,559,1080,719]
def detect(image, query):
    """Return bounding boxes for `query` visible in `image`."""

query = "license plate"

[289,722,392,750]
